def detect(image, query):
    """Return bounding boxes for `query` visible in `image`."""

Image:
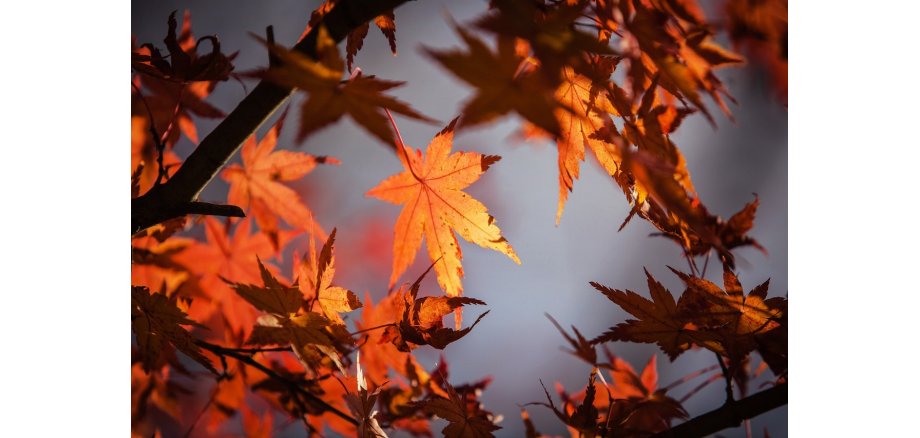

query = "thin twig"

[182,385,220,438]
[350,322,395,336]
[715,354,735,403]
[214,345,291,354]
[663,363,721,392]
[679,372,722,404]
[196,339,359,426]
[701,251,712,278]
[131,81,168,187]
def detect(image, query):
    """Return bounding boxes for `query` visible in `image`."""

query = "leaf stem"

[715,354,735,403]
[350,322,395,336]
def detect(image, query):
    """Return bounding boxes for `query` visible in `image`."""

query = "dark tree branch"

[196,340,359,426]
[652,383,787,438]
[131,0,417,234]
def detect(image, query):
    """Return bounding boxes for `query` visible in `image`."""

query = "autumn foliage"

[131,0,787,437]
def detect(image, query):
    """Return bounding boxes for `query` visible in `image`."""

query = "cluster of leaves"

[131,0,787,436]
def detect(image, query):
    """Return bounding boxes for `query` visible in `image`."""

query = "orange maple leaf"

[366,118,520,325]
[552,67,622,224]
[174,217,286,339]
[221,113,337,248]
[295,228,363,324]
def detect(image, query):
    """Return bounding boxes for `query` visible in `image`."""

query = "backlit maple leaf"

[174,218,284,339]
[551,67,622,224]
[226,257,355,374]
[295,228,363,324]
[221,112,337,248]
[366,118,520,325]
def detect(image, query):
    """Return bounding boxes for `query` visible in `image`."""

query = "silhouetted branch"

[652,383,787,438]
[196,340,359,426]
[131,0,418,234]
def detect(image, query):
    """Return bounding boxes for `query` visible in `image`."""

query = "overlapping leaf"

[259,27,432,147]
[174,218,283,339]
[131,286,215,374]
[302,0,398,72]
[345,355,389,437]
[382,266,490,352]
[417,378,501,438]
[295,228,363,324]
[590,269,700,360]
[592,267,786,375]
[226,259,353,374]
[425,27,565,136]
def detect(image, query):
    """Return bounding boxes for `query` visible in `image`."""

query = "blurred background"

[132,0,787,436]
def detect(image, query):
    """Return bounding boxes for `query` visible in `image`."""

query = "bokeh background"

[132,1,787,436]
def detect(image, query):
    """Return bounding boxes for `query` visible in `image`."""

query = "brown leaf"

[131,286,215,374]
[418,379,501,438]
[258,28,433,147]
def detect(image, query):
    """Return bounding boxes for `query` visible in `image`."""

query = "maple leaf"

[296,228,363,324]
[301,0,398,72]
[600,353,688,434]
[546,313,597,366]
[382,265,490,351]
[536,369,600,437]
[224,255,361,375]
[174,217,283,339]
[555,354,687,437]
[258,27,432,147]
[345,354,389,437]
[724,0,788,102]
[131,362,187,427]
[346,11,398,72]
[132,10,235,83]
[549,67,623,224]
[670,266,786,369]
[623,145,763,268]
[367,118,520,325]
[424,26,565,136]
[131,285,215,374]
[132,11,228,152]
[227,263,353,374]
[223,257,304,316]
[355,291,411,385]
[474,0,614,84]
[418,379,501,438]
[590,269,701,360]
[221,112,337,248]
[604,0,743,123]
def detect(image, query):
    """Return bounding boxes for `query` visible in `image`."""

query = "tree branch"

[131,0,417,234]
[652,383,787,438]
[196,340,359,426]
